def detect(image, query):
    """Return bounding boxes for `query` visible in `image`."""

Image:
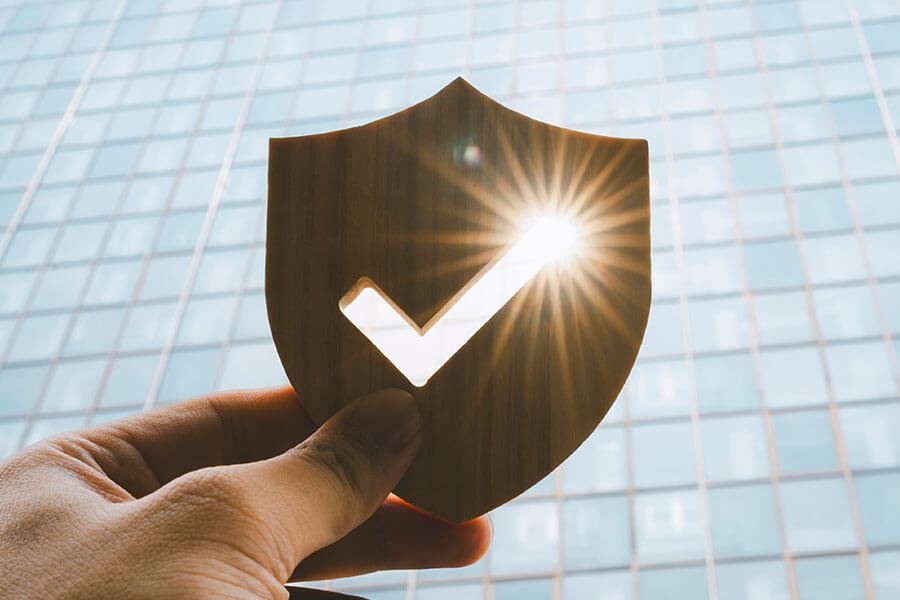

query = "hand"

[0,387,490,599]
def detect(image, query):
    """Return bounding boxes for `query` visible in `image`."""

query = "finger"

[82,386,314,495]
[173,388,422,568]
[291,496,491,581]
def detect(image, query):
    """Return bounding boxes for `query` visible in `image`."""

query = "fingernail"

[350,389,421,453]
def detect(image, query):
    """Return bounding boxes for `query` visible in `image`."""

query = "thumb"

[165,389,422,571]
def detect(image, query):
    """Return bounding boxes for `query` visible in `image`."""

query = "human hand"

[0,387,490,599]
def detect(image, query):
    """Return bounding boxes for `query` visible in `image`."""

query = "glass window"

[7,313,69,363]
[104,216,159,258]
[695,353,759,414]
[564,496,630,569]
[716,560,790,600]
[25,415,85,446]
[840,403,900,469]
[683,245,742,295]
[725,108,773,149]
[689,296,750,353]
[761,32,809,66]
[217,341,286,390]
[2,227,55,269]
[709,484,781,558]
[626,359,691,419]
[744,239,804,291]
[23,186,76,225]
[804,234,866,285]
[870,551,900,599]
[776,103,830,144]
[842,137,898,180]
[830,95,885,137]
[563,571,631,600]
[701,415,769,482]
[639,566,708,600]
[633,421,697,488]
[877,281,900,333]
[170,170,218,209]
[139,254,190,301]
[782,143,842,187]
[490,501,558,575]
[0,364,48,417]
[825,341,896,402]
[759,346,828,408]
[774,409,839,473]
[416,583,482,600]
[121,175,173,215]
[118,301,178,352]
[71,180,125,220]
[679,198,732,246]
[866,229,900,278]
[855,472,900,546]
[51,221,107,264]
[813,285,881,340]
[563,426,627,494]
[0,420,26,460]
[176,296,237,347]
[158,347,221,405]
[493,578,552,600]
[155,210,204,252]
[99,353,157,408]
[754,291,814,346]
[63,307,125,357]
[794,186,853,234]
[82,259,142,305]
[40,358,107,413]
[794,555,865,600]
[634,489,706,563]
[639,302,684,358]
[739,192,791,239]
[31,265,90,311]
[0,271,36,315]
[781,478,857,553]
[208,205,261,247]
[729,149,782,192]
[853,179,900,228]
[232,292,269,340]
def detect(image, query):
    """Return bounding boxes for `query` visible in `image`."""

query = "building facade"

[0,0,899,598]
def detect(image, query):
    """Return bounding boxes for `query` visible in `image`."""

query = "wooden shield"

[267,78,650,523]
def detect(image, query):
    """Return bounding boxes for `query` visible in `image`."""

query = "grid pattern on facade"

[0,0,899,598]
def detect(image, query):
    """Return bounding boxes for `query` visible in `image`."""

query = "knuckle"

[163,469,258,527]
[294,434,373,501]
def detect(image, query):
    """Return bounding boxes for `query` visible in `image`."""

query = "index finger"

[82,386,315,496]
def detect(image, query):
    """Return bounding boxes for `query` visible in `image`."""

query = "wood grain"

[266,78,650,522]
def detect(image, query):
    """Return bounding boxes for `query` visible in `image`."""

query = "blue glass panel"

[41,358,107,413]
[490,501,558,575]
[634,489,705,563]
[773,409,839,473]
[781,478,857,553]
[840,403,900,469]
[701,415,769,482]
[825,341,897,402]
[716,560,790,600]
[563,425,627,493]
[564,496,631,569]
[0,364,48,417]
[795,555,864,600]
[639,565,708,600]
[709,484,781,558]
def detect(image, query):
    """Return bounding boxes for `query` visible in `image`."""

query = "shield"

[267,78,650,523]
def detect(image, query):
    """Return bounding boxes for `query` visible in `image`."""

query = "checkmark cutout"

[339,215,578,387]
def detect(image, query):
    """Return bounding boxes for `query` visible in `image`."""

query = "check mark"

[339,215,577,387]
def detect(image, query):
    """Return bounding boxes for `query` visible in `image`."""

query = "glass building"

[1,0,899,598]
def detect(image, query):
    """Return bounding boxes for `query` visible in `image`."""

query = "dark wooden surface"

[266,78,650,523]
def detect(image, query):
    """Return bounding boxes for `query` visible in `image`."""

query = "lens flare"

[340,213,580,386]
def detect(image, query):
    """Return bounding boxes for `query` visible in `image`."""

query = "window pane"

[701,415,769,482]
[855,472,900,547]
[773,410,839,473]
[795,555,865,600]
[564,496,630,569]
[41,358,107,413]
[633,421,697,488]
[781,478,857,553]
[639,566,708,600]
[825,341,897,402]
[759,346,828,408]
[490,501,558,575]
[716,560,790,600]
[563,426,627,493]
[695,353,759,413]
[563,571,631,600]
[709,484,781,558]
[634,489,706,563]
